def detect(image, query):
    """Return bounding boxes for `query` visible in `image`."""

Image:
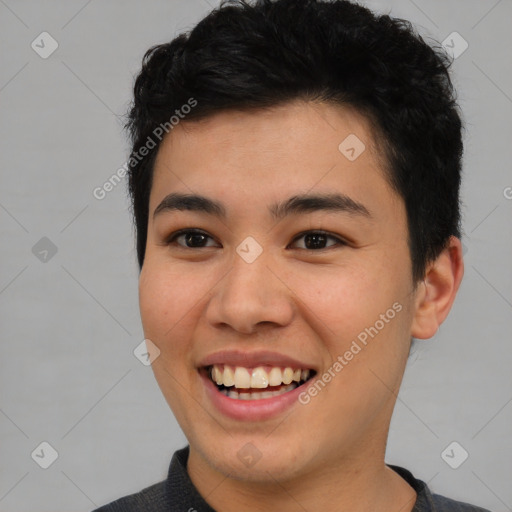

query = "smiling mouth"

[204,364,316,400]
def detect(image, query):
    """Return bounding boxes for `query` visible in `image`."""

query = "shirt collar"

[388,464,438,512]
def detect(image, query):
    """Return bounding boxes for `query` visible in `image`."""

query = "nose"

[204,250,294,335]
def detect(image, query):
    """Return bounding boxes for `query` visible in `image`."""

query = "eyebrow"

[153,192,371,220]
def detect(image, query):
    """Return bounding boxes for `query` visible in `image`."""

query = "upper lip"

[198,350,316,370]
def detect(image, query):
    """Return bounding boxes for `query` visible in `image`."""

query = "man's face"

[139,101,418,481]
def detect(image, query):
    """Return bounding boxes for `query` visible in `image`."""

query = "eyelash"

[164,229,347,251]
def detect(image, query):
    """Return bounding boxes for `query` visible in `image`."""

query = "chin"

[191,429,319,483]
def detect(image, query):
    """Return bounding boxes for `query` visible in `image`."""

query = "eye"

[164,229,346,251]
[289,230,346,251]
[165,229,219,248]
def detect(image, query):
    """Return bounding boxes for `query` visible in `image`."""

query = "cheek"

[285,263,388,338]
[284,257,412,382]
[138,262,205,418]
[138,262,203,348]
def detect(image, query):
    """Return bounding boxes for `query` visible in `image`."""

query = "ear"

[411,236,464,339]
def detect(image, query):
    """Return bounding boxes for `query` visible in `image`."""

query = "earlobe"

[411,236,464,340]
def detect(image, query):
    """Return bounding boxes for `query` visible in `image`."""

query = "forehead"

[156,100,380,167]
[150,101,400,221]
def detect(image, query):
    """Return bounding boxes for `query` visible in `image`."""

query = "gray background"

[1,0,511,510]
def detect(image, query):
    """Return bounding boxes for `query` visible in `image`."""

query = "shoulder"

[388,464,492,512]
[91,480,168,512]
[429,492,493,512]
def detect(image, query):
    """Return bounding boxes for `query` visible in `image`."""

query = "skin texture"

[139,101,464,512]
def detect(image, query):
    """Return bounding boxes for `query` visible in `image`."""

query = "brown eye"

[166,229,219,248]
[290,231,345,250]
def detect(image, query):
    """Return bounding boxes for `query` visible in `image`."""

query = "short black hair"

[126,0,463,282]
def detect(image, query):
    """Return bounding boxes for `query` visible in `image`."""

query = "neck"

[186,437,417,512]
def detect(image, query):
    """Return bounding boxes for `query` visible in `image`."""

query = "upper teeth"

[209,364,311,389]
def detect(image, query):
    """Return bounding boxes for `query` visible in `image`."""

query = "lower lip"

[200,371,309,421]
